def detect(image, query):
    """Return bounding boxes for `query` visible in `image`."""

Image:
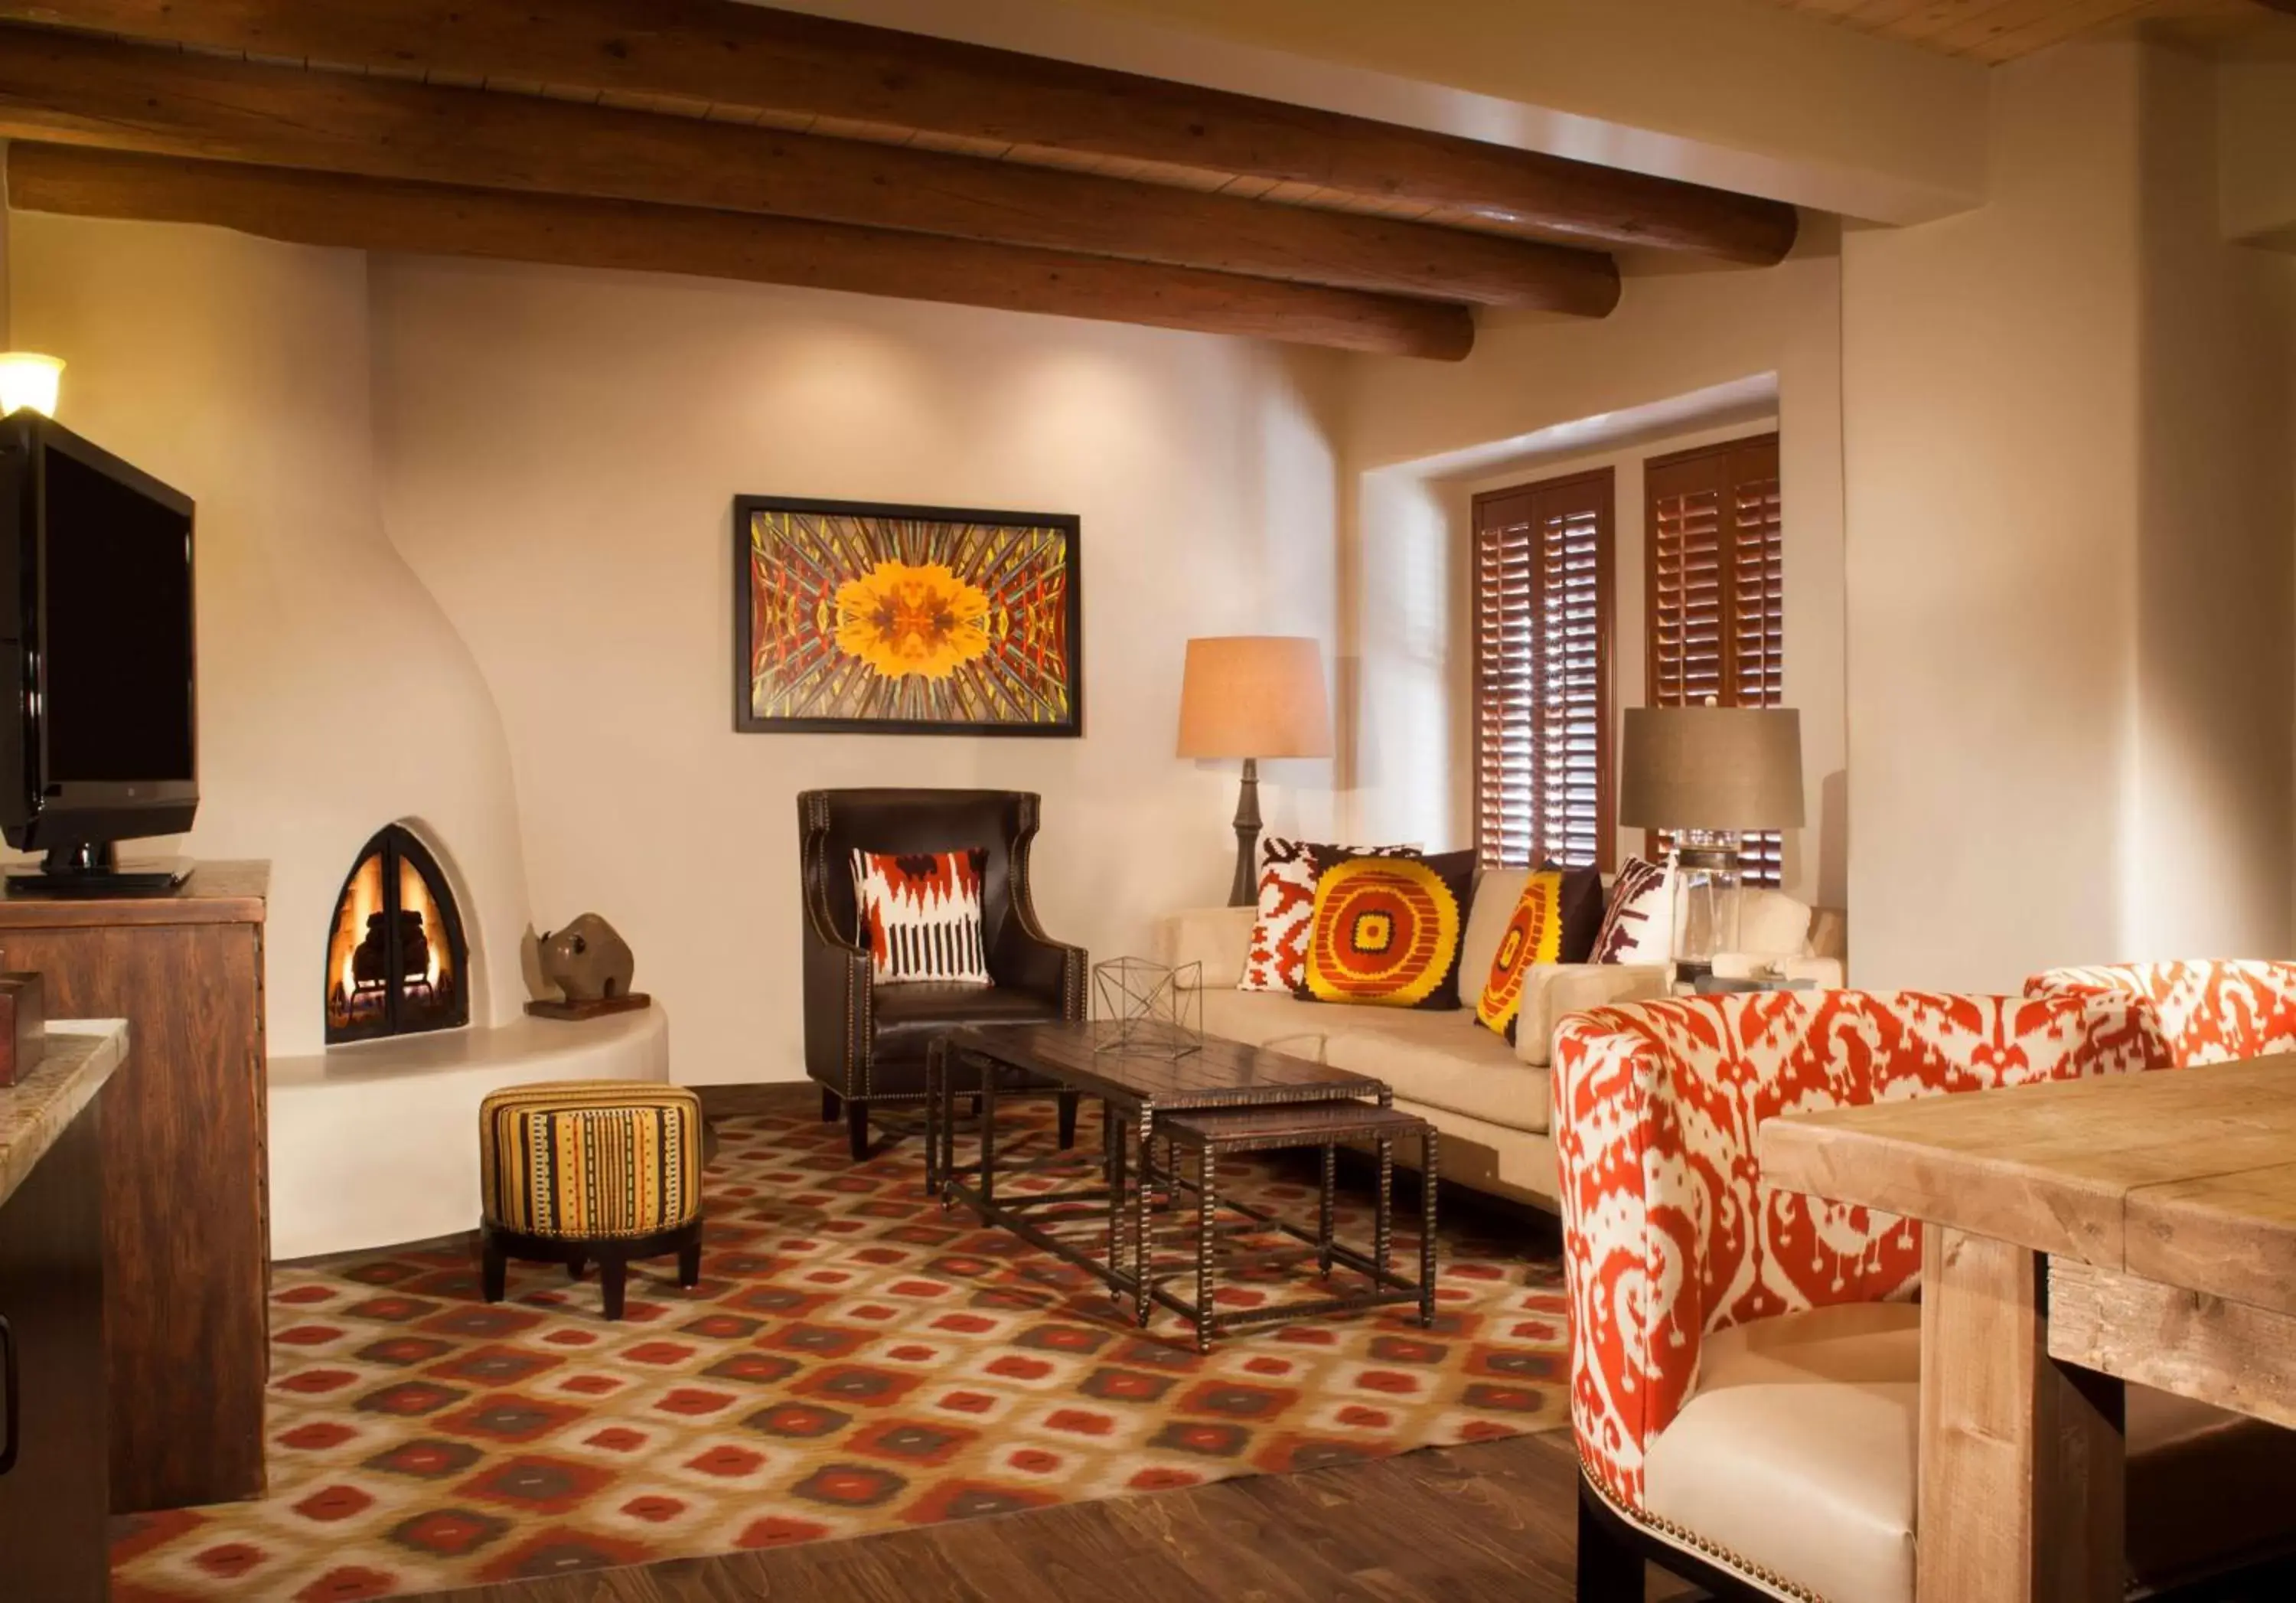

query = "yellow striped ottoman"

[477,1080,705,1320]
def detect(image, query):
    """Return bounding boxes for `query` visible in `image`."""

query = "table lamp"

[1619,705,1804,983]
[1176,636,1333,906]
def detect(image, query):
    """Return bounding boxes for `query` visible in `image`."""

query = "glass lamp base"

[1669,831,1743,991]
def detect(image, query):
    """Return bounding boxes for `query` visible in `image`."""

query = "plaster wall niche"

[8,212,665,1257]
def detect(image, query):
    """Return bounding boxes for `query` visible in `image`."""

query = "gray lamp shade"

[1619,707,1805,831]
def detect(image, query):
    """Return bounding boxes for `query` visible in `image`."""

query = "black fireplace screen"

[325,825,470,1044]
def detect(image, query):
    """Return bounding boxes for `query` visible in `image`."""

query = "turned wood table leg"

[1107,1105,1128,1292]
[1919,1228,2123,1603]
[1318,1142,1336,1277]
[1195,1144,1216,1354]
[1418,1128,1439,1327]
[1373,1135,1394,1278]
[1133,1105,1155,1329]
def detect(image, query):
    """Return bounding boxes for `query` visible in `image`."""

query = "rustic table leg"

[979,1059,1000,1209]
[1318,1142,1336,1277]
[942,1050,960,1203]
[1133,1106,1156,1328]
[1918,1228,2123,1603]
[1374,1134,1394,1279]
[1195,1144,1216,1354]
[923,1041,941,1196]
[1419,1128,1439,1327]
[1107,1102,1129,1298]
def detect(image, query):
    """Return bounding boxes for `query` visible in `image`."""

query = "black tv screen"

[0,413,199,873]
[42,445,195,783]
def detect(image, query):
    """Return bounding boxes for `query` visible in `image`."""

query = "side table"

[1156,1101,1438,1352]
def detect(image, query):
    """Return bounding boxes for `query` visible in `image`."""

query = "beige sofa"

[1155,869,1843,1209]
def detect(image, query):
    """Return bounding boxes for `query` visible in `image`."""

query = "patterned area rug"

[112,1099,1570,1601]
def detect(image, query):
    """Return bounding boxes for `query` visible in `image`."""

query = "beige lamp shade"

[1176,635,1332,759]
[1619,707,1805,831]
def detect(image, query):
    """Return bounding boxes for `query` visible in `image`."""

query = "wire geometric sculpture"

[1091,956,1203,1057]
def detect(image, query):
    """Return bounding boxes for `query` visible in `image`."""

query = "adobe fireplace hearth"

[325,824,469,1045]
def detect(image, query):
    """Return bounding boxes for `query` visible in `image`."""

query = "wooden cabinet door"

[0,1095,109,1601]
[0,922,269,1510]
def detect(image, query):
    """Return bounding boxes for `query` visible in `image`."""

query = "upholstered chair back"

[1552,988,2164,1509]
[2026,959,2296,1069]
[797,788,1039,965]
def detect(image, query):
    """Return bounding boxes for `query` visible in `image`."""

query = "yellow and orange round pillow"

[1297,848,1475,1009]
[1476,871,1566,1039]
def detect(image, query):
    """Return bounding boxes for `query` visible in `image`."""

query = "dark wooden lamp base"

[479,1217,703,1321]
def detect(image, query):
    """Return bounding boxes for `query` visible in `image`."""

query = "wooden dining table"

[1760,1053,2296,1603]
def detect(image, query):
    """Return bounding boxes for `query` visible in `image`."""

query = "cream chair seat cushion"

[1640,1304,2296,1603]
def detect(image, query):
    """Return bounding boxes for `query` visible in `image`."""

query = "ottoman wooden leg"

[677,1239,702,1289]
[601,1254,628,1321]
[821,1086,842,1123]
[481,1234,507,1304]
[568,1254,587,1281]
[847,1102,871,1161]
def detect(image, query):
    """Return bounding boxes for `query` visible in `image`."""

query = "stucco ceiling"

[1754,0,2275,64]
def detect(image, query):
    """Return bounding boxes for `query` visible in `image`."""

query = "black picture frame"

[732,494,1084,738]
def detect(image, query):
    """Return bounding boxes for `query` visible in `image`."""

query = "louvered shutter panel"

[1474,471,1614,873]
[1645,434,1784,885]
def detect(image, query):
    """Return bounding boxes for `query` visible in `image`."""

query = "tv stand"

[6,843,191,897]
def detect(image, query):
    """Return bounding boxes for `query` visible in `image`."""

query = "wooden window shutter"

[1645,433,1784,884]
[1473,468,1615,873]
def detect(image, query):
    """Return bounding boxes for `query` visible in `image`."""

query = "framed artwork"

[733,495,1082,736]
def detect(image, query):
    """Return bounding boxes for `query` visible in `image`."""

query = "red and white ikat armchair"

[2025,959,2296,1069]
[1554,988,2296,1603]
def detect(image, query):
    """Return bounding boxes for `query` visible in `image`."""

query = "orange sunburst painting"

[735,496,1081,735]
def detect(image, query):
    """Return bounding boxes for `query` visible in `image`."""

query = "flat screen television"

[0,414,196,894]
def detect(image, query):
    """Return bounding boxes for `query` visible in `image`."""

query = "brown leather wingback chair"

[799,788,1088,1160]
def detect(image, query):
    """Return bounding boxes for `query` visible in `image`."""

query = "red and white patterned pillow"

[1239,837,1415,993]
[1592,854,1673,964]
[850,848,991,984]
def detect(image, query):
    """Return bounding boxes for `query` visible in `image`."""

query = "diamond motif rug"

[111,1097,1570,1601]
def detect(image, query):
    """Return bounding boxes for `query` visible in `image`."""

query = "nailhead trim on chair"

[1579,1448,1828,1603]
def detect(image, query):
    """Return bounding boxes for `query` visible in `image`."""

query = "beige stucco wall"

[1844,40,2296,992]
[8,213,538,1056]
[369,256,1349,1082]
[2131,45,2295,965]
[1342,236,1848,914]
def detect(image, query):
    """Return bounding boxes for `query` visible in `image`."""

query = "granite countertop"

[0,1020,128,1208]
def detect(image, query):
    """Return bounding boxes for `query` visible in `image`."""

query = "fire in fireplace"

[325,824,470,1045]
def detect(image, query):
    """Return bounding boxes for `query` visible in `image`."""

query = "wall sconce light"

[0,354,64,419]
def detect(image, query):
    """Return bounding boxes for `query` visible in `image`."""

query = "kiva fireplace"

[325,824,470,1044]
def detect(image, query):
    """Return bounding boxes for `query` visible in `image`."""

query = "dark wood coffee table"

[926,1022,1392,1333]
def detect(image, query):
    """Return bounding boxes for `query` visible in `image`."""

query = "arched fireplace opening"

[325,824,470,1045]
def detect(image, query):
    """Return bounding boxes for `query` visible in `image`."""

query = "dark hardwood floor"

[404,1428,1692,1601]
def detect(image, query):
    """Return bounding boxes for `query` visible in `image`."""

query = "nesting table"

[927,1022,1437,1350]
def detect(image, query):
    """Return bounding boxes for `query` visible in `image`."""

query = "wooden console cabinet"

[0,1027,124,1601]
[0,864,268,1512]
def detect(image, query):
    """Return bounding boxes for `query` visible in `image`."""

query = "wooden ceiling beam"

[5,144,1476,361]
[0,24,1615,315]
[0,0,1798,265]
